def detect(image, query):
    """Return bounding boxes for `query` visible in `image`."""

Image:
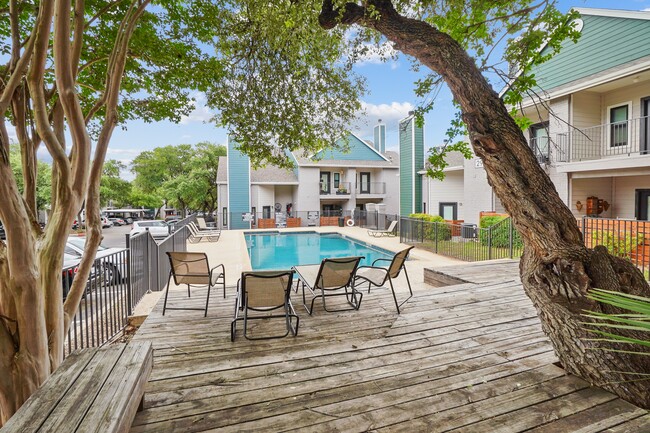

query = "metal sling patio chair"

[196,216,217,230]
[354,246,414,314]
[231,270,299,341]
[367,220,398,237]
[293,256,364,315]
[187,222,221,243]
[163,252,226,317]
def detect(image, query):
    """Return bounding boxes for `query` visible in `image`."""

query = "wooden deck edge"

[423,268,470,287]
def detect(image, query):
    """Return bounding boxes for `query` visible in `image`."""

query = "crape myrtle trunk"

[320,0,650,408]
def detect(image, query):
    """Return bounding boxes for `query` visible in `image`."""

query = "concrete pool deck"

[186,226,464,287]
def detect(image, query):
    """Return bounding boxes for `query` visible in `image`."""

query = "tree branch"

[319,0,366,29]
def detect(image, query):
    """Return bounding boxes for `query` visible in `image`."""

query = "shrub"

[479,215,523,249]
[407,213,451,241]
[592,230,645,258]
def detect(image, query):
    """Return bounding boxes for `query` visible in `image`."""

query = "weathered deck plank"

[129,261,647,432]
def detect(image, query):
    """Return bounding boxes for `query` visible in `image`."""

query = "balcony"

[530,137,550,164]
[320,181,351,196]
[356,182,386,195]
[555,116,650,163]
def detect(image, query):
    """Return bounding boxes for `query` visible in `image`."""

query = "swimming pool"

[245,232,394,270]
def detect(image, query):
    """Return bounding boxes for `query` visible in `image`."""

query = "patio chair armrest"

[371,258,392,266]
[210,263,226,276]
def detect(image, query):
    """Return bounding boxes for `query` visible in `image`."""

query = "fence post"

[581,216,587,246]
[488,225,493,260]
[126,248,132,316]
[435,222,439,253]
[145,232,150,295]
[509,218,513,259]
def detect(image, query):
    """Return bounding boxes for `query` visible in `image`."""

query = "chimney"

[373,119,386,154]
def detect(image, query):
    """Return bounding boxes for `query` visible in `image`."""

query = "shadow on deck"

[130,261,649,432]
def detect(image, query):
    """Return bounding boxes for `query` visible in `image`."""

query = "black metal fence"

[64,249,130,354]
[64,214,193,354]
[400,216,523,262]
[225,210,399,230]
[580,216,649,279]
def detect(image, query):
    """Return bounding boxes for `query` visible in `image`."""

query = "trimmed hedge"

[408,213,452,241]
[479,215,523,249]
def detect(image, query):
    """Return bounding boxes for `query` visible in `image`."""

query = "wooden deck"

[130,261,649,432]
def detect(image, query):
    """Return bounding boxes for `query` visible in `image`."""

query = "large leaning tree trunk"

[0,0,149,424]
[320,1,650,408]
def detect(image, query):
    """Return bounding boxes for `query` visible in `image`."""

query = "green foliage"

[100,160,132,208]
[131,142,226,214]
[9,146,51,211]
[127,188,161,210]
[584,289,650,357]
[408,213,451,241]
[592,231,645,259]
[205,1,365,168]
[359,2,581,181]
[479,215,523,249]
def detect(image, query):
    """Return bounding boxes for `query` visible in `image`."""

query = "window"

[333,173,340,189]
[223,207,228,226]
[263,206,272,219]
[320,172,331,194]
[529,122,549,162]
[636,189,650,221]
[610,104,629,147]
[439,203,458,220]
[251,207,256,225]
[360,172,371,194]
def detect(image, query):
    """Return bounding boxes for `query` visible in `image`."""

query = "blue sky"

[38,1,650,177]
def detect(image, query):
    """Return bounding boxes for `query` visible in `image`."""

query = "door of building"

[320,172,331,194]
[636,189,650,221]
[360,172,371,193]
[439,202,458,220]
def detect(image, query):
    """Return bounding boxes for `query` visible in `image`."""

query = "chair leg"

[204,284,211,317]
[162,272,173,316]
[388,277,400,314]
[390,268,414,314]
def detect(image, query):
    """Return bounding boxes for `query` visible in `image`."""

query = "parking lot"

[100,223,132,248]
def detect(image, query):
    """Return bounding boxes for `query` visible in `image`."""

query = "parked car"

[66,236,125,283]
[61,252,104,300]
[108,217,125,226]
[130,220,170,239]
[101,216,113,228]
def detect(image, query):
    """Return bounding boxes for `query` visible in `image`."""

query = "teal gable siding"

[414,126,424,214]
[314,134,385,161]
[532,14,650,92]
[227,137,251,229]
[399,120,413,216]
[399,116,424,216]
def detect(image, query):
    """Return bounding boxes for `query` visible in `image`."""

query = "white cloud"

[107,147,140,156]
[353,42,399,69]
[180,92,214,124]
[351,101,415,137]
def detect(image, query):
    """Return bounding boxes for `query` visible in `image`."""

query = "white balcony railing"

[555,116,650,163]
[356,182,386,195]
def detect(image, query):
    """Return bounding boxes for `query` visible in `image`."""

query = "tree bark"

[0,0,150,423]
[320,0,650,408]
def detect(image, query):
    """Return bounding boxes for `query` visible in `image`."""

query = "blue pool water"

[245,232,394,270]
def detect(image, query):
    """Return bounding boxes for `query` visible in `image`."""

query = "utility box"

[461,223,477,239]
